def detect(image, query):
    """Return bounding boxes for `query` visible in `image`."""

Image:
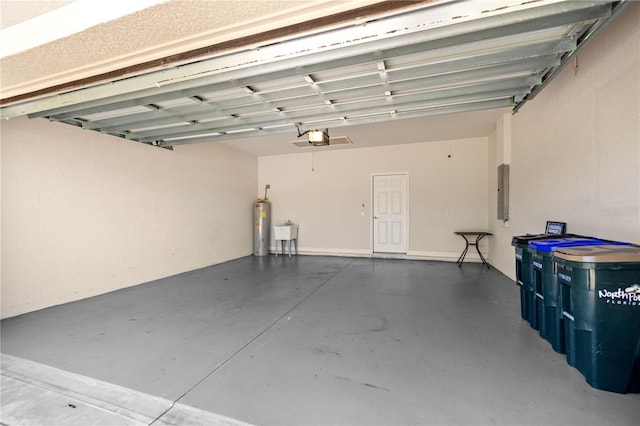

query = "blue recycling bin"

[527,237,618,351]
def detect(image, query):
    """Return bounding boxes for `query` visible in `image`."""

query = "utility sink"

[273,225,298,240]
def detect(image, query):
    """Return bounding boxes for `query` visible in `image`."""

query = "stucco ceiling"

[0,1,69,28]
[0,0,628,156]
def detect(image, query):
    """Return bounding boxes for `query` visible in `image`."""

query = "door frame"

[371,172,409,254]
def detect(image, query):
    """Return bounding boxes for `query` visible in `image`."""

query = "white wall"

[488,114,517,277]
[488,3,640,280]
[1,117,257,318]
[259,138,489,259]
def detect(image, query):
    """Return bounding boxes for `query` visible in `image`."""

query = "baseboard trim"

[269,247,487,263]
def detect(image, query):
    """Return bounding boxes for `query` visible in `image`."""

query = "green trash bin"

[511,234,583,326]
[528,237,607,342]
[555,245,640,393]
[511,235,560,322]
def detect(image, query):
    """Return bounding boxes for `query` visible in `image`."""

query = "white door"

[373,174,407,253]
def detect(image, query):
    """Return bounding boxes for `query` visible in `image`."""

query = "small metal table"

[454,231,492,268]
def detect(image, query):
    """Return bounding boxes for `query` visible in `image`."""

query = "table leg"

[475,234,490,269]
[456,234,470,267]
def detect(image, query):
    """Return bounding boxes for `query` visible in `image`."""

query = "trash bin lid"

[528,237,608,252]
[511,233,584,246]
[511,234,556,245]
[553,245,640,263]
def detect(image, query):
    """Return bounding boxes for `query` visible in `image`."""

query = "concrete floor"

[1,255,638,425]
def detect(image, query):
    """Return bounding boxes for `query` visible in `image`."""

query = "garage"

[1,1,639,424]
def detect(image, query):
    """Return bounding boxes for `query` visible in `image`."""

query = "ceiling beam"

[0,1,430,106]
[4,1,610,120]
